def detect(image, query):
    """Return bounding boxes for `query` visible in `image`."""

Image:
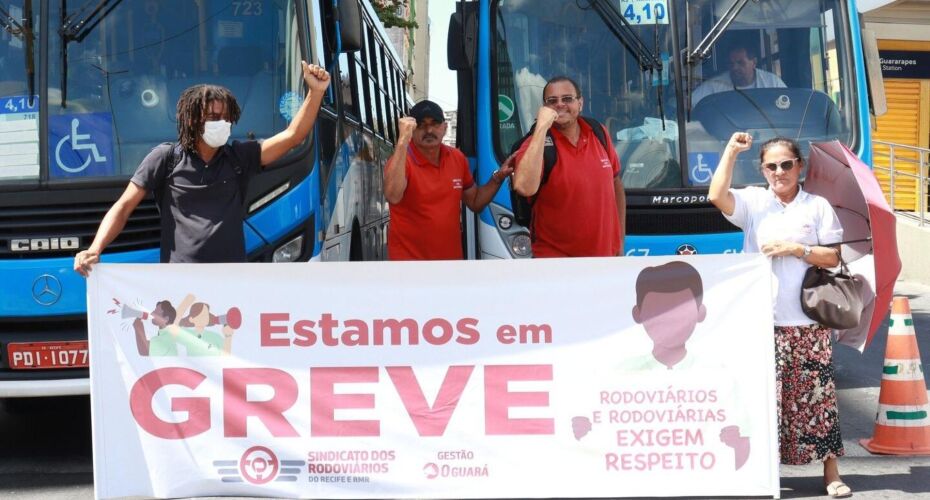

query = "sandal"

[826,480,852,498]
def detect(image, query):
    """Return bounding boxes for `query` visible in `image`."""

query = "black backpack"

[508,116,610,227]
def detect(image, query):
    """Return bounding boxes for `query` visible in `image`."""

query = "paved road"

[2,281,930,500]
[779,279,930,499]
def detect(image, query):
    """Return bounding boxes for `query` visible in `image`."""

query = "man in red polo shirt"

[512,76,626,257]
[384,100,513,260]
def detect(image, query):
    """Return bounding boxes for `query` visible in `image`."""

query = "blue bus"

[0,0,406,397]
[448,0,885,259]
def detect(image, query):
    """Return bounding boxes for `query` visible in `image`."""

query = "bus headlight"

[273,235,304,262]
[509,233,532,257]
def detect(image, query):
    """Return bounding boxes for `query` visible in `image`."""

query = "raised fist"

[302,61,331,93]
[398,116,417,141]
[536,106,559,131]
[726,132,752,154]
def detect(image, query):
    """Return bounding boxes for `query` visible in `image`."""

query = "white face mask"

[202,120,231,148]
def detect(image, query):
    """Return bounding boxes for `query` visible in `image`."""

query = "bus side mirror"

[337,0,363,53]
[861,28,887,118]
[448,3,477,70]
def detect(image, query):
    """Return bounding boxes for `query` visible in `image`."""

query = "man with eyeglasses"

[691,44,786,106]
[512,76,626,257]
[384,99,513,260]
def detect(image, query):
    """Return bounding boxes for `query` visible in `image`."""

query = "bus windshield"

[0,0,38,182]
[493,0,855,189]
[0,0,308,185]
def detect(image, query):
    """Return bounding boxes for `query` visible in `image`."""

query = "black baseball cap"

[409,100,445,124]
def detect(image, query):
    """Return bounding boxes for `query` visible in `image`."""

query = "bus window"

[0,0,39,182]
[338,52,356,116]
[494,0,679,189]
[494,0,855,191]
[45,0,309,180]
[685,0,854,187]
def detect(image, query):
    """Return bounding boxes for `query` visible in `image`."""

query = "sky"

[857,0,897,12]
[426,1,458,111]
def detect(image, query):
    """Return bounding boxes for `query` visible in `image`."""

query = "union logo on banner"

[213,446,306,484]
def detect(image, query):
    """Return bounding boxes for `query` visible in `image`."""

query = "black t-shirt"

[131,141,262,263]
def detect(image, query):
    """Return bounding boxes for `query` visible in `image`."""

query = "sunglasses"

[761,158,798,172]
[544,95,579,106]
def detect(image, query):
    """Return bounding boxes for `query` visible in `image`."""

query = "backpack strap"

[506,117,609,229]
[223,144,250,209]
[513,117,609,188]
[581,116,611,157]
[509,123,558,188]
[154,142,183,214]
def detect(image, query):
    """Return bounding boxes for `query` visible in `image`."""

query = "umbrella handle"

[828,237,872,246]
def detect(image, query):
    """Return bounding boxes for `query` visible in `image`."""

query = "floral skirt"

[774,324,845,465]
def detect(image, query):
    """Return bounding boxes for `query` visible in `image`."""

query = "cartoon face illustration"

[632,261,706,369]
[183,302,212,329]
[151,300,176,329]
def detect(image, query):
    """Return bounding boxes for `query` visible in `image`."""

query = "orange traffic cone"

[860,296,930,455]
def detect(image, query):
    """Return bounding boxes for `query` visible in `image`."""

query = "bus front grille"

[0,200,161,258]
[628,206,740,235]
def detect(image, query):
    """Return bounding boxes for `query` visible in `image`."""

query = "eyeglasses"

[761,158,798,172]
[544,95,579,106]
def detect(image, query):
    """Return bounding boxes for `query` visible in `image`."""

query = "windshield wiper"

[589,0,662,73]
[0,2,36,107]
[0,2,25,37]
[685,0,757,110]
[60,0,124,42]
[686,0,756,64]
[587,0,667,127]
[59,0,125,107]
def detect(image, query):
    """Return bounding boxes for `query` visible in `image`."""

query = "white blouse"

[724,186,843,326]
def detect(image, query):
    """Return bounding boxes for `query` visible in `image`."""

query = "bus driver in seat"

[691,44,786,106]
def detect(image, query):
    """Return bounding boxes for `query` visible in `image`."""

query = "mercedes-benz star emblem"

[677,244,697,255]
[32,274,62,306]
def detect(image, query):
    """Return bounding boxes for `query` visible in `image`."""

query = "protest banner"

[89,255,778,498]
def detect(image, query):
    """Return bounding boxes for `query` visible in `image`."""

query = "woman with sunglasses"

[708,132,851,499]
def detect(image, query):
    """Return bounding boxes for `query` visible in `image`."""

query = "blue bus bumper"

[625,232,743,256]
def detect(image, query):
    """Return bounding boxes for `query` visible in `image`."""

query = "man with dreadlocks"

[74,62,330,275]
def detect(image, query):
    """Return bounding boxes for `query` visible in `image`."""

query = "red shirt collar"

[549,118,592,145]
[408,143,446,168]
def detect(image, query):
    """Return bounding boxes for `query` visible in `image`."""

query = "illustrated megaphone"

[209,307,242,329]
[121,305,149,320]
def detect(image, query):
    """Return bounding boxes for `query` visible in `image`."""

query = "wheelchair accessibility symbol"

[688,152,719,186]
[50,113,114,177]
[56,118,107,172]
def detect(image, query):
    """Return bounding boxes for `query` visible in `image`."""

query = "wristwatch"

[802,245,812,258]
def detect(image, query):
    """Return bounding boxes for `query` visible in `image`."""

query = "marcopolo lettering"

[651,195,708,205]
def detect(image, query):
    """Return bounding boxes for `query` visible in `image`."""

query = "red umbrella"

[806,141,902,350]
